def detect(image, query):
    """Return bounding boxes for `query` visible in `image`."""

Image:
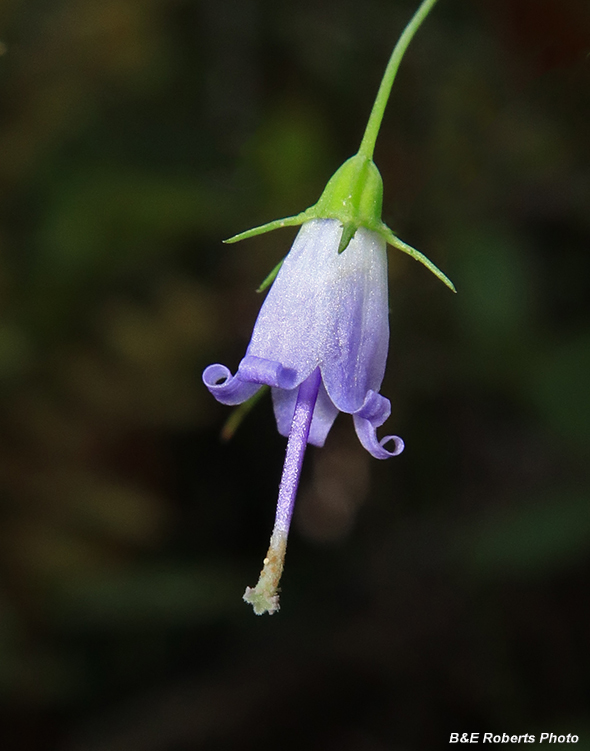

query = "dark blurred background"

[0,0,589,748]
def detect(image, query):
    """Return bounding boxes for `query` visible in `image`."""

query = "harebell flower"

[203,0,455,615]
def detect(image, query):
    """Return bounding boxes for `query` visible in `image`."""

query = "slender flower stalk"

[358,0,439,160]
[203,0,454,615]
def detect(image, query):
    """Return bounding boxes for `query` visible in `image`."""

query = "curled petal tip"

[352,390,403,460]
[380,434,405,457]
[355,416,405,459]
[202,363,260,406]
[203,363,231,386]
[203,356,299,407]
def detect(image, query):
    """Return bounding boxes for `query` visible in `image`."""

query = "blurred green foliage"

[0,0,589,749]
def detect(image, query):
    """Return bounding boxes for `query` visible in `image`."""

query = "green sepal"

[379,223,456,293]
[224,212,308,244]
[306,154,384,233]
[220,385,270,442]
[257,258,284,293]
[338,223,357,254]
[224,154,384,254]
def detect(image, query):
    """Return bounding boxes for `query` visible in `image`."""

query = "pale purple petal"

[352,390,404,459]
[246,219,389,414]
[245,219,344,388]
[203,355,298,406]
[238,355,298,389]
[318,226,389,414]
[272,379,338,448]
[308,382,339,446]
[202,363,261,406]
[271,387,296,438]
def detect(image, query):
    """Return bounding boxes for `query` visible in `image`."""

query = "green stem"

[358,0,439,160]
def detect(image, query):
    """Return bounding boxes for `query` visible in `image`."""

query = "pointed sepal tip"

[380,224,456,293]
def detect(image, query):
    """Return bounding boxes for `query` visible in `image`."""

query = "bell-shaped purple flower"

[204,218,403,459]
[203,218,403,614]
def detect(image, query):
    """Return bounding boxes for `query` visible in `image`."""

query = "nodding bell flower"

[204,215,400,460]
[203,0,455,615]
